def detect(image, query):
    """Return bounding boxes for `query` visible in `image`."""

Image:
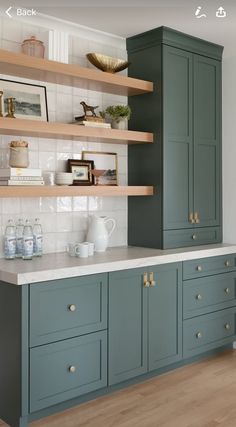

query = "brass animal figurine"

[80,101,99,117]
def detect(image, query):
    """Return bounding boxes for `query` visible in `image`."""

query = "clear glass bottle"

[4,219,16,260]
[22,220,34,260]
[21,36,45,58]
[33,218,43,257]
[15,218,24,258]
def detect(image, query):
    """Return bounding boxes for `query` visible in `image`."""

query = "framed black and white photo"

[68,159,94,185]
[0,79,48,121]
[82,151,118,186]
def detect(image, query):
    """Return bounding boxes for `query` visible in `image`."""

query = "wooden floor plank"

[1,350,236,427]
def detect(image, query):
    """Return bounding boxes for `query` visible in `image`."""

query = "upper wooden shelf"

[0,185,154,198]
[0,117,153,145]
[0,49,153,96]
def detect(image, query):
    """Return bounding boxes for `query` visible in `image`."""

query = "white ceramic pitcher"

[86,215,116,252]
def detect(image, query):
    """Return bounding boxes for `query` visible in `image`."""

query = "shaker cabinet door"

[163,46,194,231]
[193,55,221,228]
[108,268,148,385]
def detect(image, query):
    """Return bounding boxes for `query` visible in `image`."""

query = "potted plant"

[105,105,131,130]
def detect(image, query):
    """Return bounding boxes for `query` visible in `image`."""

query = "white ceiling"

[2,0,236,56]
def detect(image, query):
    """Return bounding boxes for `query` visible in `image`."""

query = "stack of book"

[0,168,45,186]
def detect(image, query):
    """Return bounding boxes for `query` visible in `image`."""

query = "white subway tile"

[56,197,72,212]
[56,212,73,232]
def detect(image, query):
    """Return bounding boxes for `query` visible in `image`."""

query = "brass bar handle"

[225,260,231,267]
[189,212,194,224]
[149,272,156,287]
[143,272,150,288]
[225,287,230,295]
[194,212,200,224]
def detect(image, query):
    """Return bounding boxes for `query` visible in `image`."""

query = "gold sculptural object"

[0,91,3,117]
[5,97,16,118]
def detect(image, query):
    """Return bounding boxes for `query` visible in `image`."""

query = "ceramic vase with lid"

[86,215,116,252]
[21,36,45,58]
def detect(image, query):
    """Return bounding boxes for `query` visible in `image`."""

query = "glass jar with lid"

[21,36,45,58]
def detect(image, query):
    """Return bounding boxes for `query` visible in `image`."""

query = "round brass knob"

[196,294,202,300]
[225,260,231,267]
[192,234,197,240]
[150,280,156,287]
[224,287,230,295]
[224,323,231,330]
[68,365,76,373]
[196,332,202,339]
[68,304,76,312]
[196,265,202,272]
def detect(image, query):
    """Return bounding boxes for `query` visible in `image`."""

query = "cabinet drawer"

[30,331,107,412]
[183,309,236,358]
[183,272,236,319]
[163,227,221,249]
[183,254,236,280]
[30,274,107,346]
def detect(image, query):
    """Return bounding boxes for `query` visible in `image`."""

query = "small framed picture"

[68,159,94,185]
[82,151,118,186]
[0,78,48,121]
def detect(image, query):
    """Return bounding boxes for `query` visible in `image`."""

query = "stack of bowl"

[55,172,73,186]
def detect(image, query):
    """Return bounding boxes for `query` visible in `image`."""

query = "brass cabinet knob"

[189,212,194,224]
[149,272,156,287]
[196,265,202,272]
[224,287,230,295]
[224,323,231,330]
[143,272,150,288]
[194,212,200,224]
[196,332,202,339]
[68,304,76,312]
[225,260,231,267]
[68,365,76,373]
[192,234,197,240]
[196,294,202,300]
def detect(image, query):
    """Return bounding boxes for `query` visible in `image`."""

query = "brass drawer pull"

[192,234,197,240]
[196,265,202,272]
[189,212,194,224]
[196,332,202,339]
[196,294,202,301]
[68,304,76,312]
[194,212,200,224]
[149,272,156,287]
[68,365,76,373]
[224,287,230,295]
[143,272,150,288]
[224,323,231,330]
[225,260,231,267]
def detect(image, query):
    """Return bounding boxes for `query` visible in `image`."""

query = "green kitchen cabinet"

[127,26,223,249]
[108,263,182,385]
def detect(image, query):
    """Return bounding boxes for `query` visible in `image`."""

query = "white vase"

[86,215,116,252]
[111,119,127,130]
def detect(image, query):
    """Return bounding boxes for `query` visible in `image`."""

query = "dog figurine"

[80,101,99,117]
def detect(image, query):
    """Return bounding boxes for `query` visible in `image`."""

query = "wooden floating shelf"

[0,118,153,145]
[0,186,154,198]
[0,49,153,96]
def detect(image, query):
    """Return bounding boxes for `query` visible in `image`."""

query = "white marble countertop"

[1,243,236,285]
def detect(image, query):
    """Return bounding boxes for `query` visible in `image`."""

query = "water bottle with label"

[22,220,34,260]
[15,218,24,258]
[33,218,43,257]
[4,219,16,260]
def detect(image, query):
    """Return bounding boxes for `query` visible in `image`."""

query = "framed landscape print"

[68,159,94,185]
[0,79,48,121]
[82,151,118,186]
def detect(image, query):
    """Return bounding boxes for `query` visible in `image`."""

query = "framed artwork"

[68,159,94,185]
[82,151,118,186]
[0,79,48,121]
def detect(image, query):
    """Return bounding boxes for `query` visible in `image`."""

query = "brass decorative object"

[5,97,16,118]
[86,53,130,74]
[0,91,3,117]
[91,169,106,186]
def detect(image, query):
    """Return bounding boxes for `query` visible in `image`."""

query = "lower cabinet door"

[108,268,148,386]
[183,309,236,358]
[148,263,183,371]
[30,331,107,412]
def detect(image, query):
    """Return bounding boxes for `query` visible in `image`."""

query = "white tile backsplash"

[0,16,128,257]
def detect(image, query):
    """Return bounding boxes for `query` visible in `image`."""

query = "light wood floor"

[1,350,236,427]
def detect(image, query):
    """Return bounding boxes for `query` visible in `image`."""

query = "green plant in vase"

[105,105,131,130]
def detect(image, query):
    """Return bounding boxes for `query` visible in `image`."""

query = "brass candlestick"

[5,97,16,118]
[0,91,3,117]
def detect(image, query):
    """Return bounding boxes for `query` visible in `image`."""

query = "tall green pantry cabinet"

[127,27,223,249]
